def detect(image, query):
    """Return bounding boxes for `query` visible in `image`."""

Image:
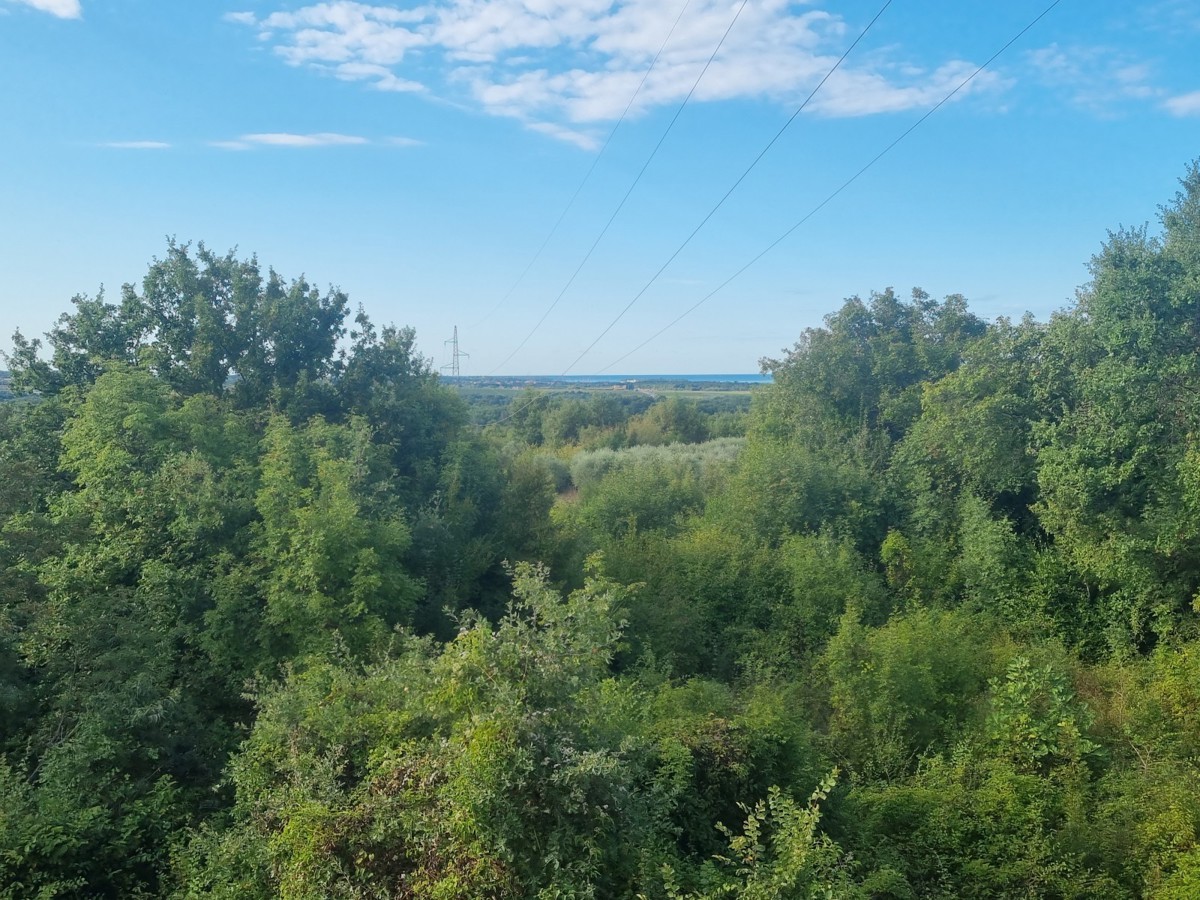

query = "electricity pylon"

[442,326,469,378]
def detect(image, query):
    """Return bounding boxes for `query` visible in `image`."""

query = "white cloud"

[1138,1,1200,34]
[1163,90,1200,116]
[809,61,1004,117]
[103,140,171,149]
[526,120,599,150]
[10,0,81,18]
[211,132,419,148]
[209,133,372,149]
[239,131,370,146]
[1026,43,1161,112]
[334,61,425,92]
[230,1,1010,145]
[224,11,256,26]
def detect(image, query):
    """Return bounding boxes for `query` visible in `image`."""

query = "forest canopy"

[3,164,1200,898]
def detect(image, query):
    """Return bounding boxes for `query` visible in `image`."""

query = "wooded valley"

[4,164,1200,898]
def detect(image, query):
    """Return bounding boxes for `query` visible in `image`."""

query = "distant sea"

[509,373,772,384]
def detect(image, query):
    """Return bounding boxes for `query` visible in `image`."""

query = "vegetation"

[3,164,1200,897]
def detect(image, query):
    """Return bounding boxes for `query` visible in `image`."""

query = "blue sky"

[1,0,1198,374]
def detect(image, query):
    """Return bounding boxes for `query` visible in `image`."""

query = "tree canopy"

[5,164,1200,898]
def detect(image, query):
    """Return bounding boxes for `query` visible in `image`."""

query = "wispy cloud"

[1026,43,1160,113]
[213,131,367,148]
[808,61,1004,117]
[1163,90,1200,116]
[1137,0,1200,34]
[241,132,369,147]
[210,132,423,149]
[227,1,1009,145]
[525,121,599,151]
[9,0,81,18]
[103,140,171,149]
[333,62,425,92]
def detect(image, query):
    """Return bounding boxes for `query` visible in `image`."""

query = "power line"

[562,0,894,374]
[597,0,1065,375]
[487,0,752,376]
[486,0,1064,426]
[481,1,889,425]
[469,0,695,331]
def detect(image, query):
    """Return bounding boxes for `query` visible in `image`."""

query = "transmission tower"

[442,326,469,378]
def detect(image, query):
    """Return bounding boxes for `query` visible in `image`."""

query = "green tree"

[762,288,986,444]
[8,241,350,415]
[176,563,650,899]
[1034,168,1200,650]
[251,415,419,660]
[823,606,1003,780]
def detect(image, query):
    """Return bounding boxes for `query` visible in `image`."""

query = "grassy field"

[451,378,758,422]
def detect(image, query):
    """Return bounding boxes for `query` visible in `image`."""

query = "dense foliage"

[4,165,1200,897]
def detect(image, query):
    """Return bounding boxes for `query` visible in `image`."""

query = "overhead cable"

[484,0,1064,427]
[469,0,695,331]
[597,0,1065,374]
[563,0,894,374]
[487,0,753,375]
